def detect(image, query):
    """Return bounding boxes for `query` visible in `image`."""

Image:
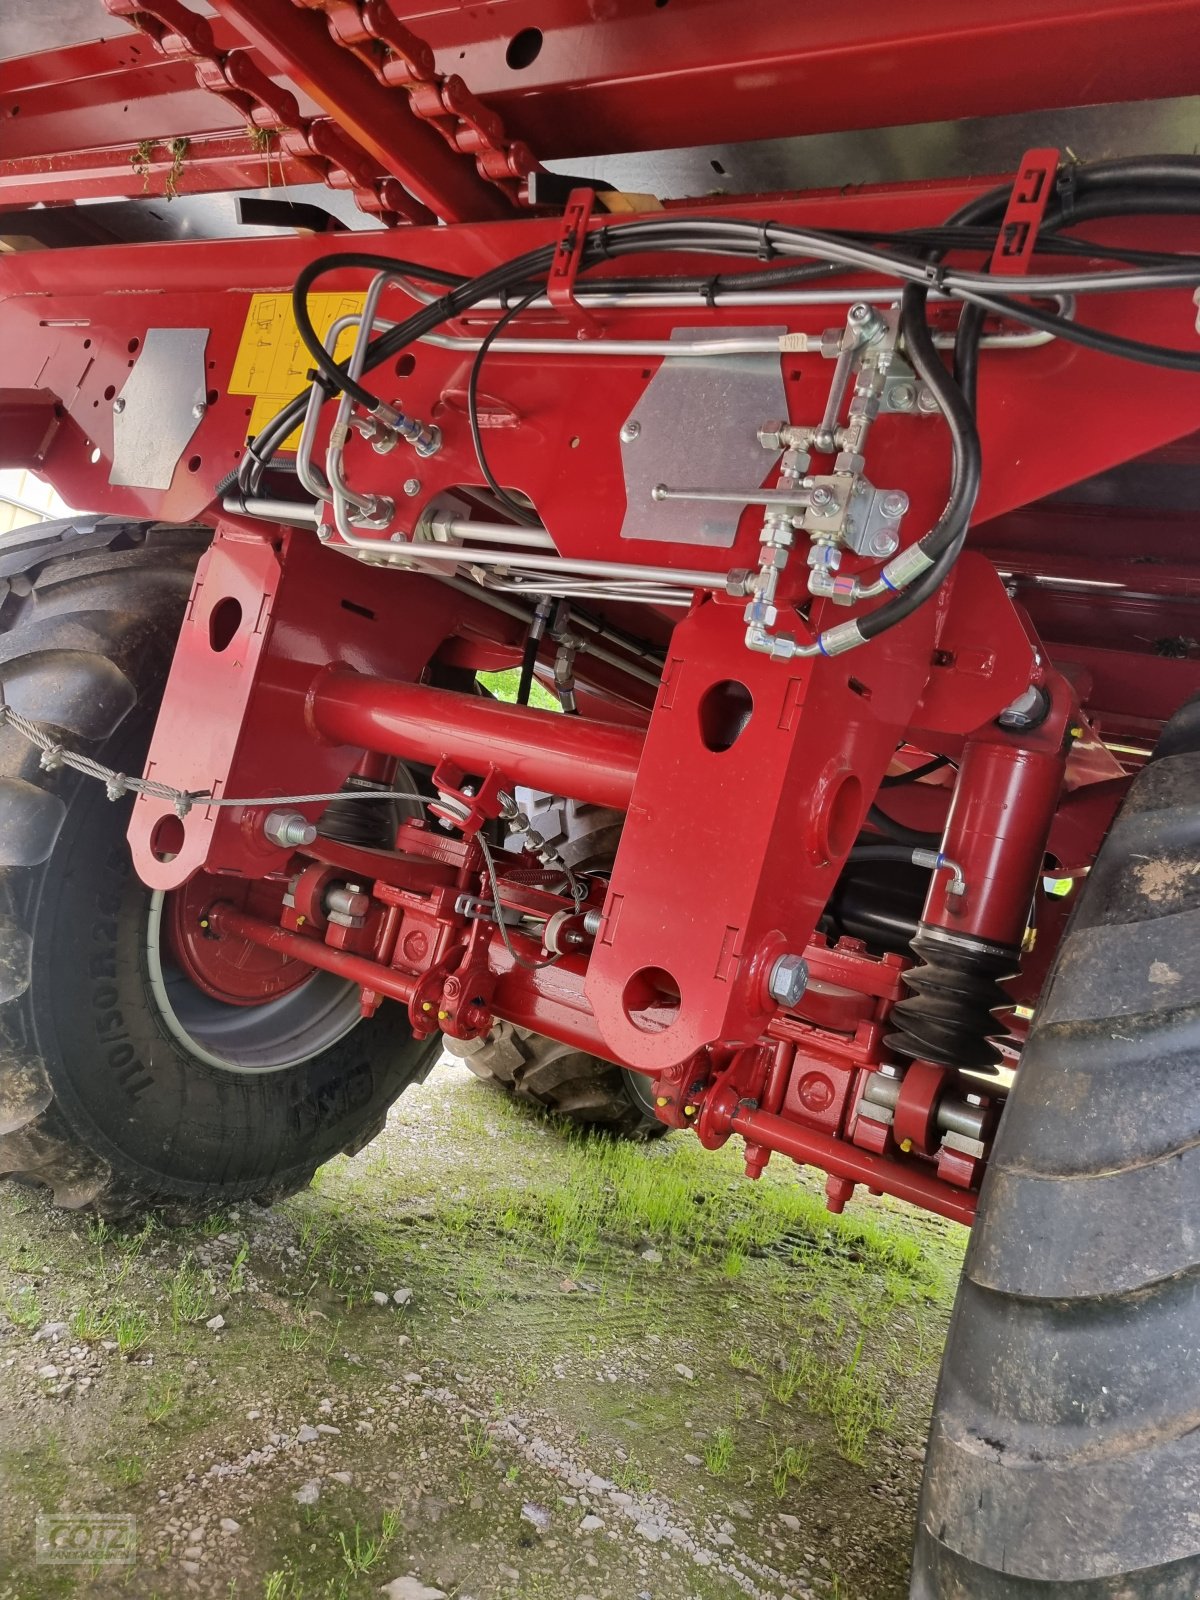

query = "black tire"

[912,690,1200,1596]
[445,1021,666,1140]
[0,517,439,1219]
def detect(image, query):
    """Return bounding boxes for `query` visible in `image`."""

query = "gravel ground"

[0,1058,965,1600]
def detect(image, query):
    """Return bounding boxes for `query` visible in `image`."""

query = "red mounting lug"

[547,188,598,317]
[428,760,505,837]
[990,147,1059,276]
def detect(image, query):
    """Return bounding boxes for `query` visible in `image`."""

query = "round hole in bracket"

[208,596,242,652]
[819,771,862,861]
[187,454,202,473]
[698,679,753,752]
[622,966,682,1034]
[394,353,416,378]
[103,384,115,401]
[505,26,543,68]
[150,813,185,862]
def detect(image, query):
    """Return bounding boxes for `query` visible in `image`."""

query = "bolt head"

[889,383,915,411]
[879,490,909,518]
[317,523,332,542]
[403,477,422,497]
[191,401,206,420]
[867,528,900,558]
[768,953,809,1009]
[809,485,835,511]
[848,302,872,324]
[619,419,641,444]
[917,387,940,414]
[757,420,787,451]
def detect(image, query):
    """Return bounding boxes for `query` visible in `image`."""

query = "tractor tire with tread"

[0,516,439,1221]
[912,688,1200,1596]
[446,1020,665,1140]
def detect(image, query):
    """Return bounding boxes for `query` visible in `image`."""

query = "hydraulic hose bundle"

[245,155,1200,659]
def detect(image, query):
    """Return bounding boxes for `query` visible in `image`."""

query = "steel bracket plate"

[618,326,786,547]
[110,327,209,490]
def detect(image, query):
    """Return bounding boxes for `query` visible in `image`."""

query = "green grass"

[476,667,560,712]
[335,1510,398,1576]
[771,1439,813,1498]
[703,1427,734,1476]
[2,1286,42,1332]
[167,1254,214,1331]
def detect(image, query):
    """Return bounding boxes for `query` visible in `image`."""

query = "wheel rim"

[143,876,362,1075]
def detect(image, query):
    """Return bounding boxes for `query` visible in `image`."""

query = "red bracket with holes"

[547,188,597,314]
[990,147,1059,275]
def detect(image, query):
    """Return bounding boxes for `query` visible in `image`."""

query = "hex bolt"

[889,383,915,411]
[808,485,836,513]
[867,528,900,558]
[263,809,318,849]
[619,419,641,444]
[880,490,910,518]
[191,401,206,420]
[917,387,940,415]
[112,396,126,414]
[316,523,332,542]
[403,477,422,497]
[768,953,810,1008]
[848,303,872,325]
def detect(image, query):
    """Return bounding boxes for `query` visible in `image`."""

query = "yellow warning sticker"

[229,291,366,452]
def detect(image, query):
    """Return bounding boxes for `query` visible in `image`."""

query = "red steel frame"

[2,2,1200,1229]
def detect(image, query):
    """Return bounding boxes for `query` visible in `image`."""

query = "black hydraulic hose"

[865,804,942,851]
[291,251,468,413]
[881,754,953,787]
[852,282,982,643]
[846,843,939,868]
[515,628,540,707]
[467,287,542,526]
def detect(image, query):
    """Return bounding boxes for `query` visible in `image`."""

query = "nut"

[757,419,788,451]
[263,809,317,849]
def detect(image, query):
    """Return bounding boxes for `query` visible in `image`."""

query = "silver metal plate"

[619,326,786,547]
[110,328,209,490]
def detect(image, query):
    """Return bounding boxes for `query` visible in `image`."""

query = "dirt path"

[0,1060,964,1600]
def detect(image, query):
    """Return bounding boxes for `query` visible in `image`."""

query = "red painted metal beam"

[0,132,322,210]
[209,903,419,1002]
[210,0,510,223]
[390,0,1200,159]
[309,668,644,810]
[727,1101,977,1227]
